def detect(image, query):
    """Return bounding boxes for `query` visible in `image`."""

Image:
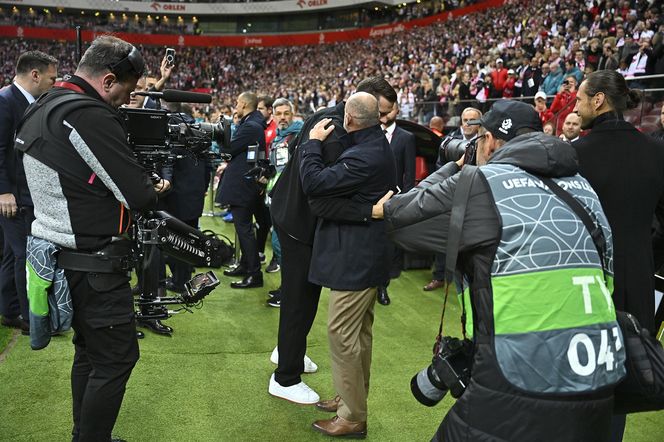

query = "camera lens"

[410,364,449,407]
[441,137,470,163]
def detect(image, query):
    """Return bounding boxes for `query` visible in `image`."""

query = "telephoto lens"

[440,137,471,162]
[410,362,449,407]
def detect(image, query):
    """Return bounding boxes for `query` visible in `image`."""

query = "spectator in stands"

[490,58,508,98]
[564,59,584,84]
[541,62,564,97]
[521,57,543,98]
[534,91,553,126]
[550,75,578,132]
[598,41,620,71]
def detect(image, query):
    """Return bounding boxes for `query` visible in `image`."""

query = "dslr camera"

[439,136,481,166]
[410,336,473,406]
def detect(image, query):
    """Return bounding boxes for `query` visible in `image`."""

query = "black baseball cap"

[469,100,542,141]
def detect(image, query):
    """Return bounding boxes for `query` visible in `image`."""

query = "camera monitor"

[121,108,169,147]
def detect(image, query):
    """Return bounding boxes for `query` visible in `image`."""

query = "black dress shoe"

[2,316,29,333]
[138,319,173,335]
[224,265,248,277]
[377,287,390,306]
[230,274,263,289]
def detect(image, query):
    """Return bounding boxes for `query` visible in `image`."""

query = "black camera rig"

[131,210,233,326]
[118,98,235,335]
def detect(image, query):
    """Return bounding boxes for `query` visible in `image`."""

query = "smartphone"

[165,48,176,66]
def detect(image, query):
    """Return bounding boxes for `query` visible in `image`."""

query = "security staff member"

[217,92,267,289]
[16,36,161,442]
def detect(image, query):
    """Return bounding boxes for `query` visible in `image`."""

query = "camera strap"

[438,165,478,340]
[539,176,607,279]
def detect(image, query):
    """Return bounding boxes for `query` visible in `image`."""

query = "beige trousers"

[327,287,376,422]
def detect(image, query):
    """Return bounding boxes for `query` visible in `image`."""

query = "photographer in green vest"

[374,100,626,441]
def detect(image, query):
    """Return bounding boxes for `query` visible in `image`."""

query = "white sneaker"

[270,346,318,373]
[268,374,320,404]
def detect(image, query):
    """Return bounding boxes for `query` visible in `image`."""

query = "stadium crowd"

[0,0,662,124]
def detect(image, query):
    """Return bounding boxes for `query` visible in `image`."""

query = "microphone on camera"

[134,89,212,104]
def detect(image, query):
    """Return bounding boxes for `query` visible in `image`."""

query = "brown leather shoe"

[316,395,341,412]
[423,279,445,291]
[312,415,367,439]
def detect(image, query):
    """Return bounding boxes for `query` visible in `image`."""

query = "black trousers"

[0,207,34,320]
[231,199,263,275]
[274,225,322,387]
[67,269,139,442]
[432,252,446,281]
[381,241,403,288]
[255,203,272,255]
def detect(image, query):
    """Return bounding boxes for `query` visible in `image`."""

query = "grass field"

[0,214,662,441]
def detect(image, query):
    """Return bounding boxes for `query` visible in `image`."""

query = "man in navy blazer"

[0,51,57,333]
[300,92,396,438]
[377,101,416,305]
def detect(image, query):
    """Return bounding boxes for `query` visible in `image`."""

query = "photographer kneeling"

[16,36,160,442]
[375,100,626,441]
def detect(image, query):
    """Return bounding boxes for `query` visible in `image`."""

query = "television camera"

[119,90,235,335]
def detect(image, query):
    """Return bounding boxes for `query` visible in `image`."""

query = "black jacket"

[216,110,266,207]
[270,102,372,245]
[16,79,158,251]
[574,112,664,334]
[0,83,32,206]
[389,126,416,192]
[300,124,396,290]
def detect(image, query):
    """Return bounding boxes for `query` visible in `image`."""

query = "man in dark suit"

[0,51,57,333]
[300,92,396,438]
[216,92,267,288]
[573,69,664,442]
[376,101,415,305]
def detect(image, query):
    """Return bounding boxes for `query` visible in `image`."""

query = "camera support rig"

[133,211,221,334]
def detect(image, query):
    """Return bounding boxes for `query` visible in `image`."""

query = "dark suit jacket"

[299,124,397,290]
[574,112,664,334]
[0,84,32,206]
[216,110,266,207]
[390,125,416,192]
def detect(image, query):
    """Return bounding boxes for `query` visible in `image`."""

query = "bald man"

[429,116,444,136]
[299,92,397,438]
[560,112,582,142]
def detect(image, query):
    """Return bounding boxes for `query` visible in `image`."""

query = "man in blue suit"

[300,92,396,438]
[0,51,57,333]
[216,92,267,288]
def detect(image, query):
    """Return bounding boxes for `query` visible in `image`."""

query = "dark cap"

[469,99,542,141]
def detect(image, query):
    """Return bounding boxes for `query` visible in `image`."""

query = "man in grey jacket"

[374,100,623,441]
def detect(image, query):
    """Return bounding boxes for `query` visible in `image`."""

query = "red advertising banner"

[0,0,504,48]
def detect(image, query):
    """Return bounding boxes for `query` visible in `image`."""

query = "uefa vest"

[466,164,626,394]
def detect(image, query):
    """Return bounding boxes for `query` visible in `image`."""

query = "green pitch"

[0,215,662,441]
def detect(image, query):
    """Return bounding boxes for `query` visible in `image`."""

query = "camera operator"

[16,36,161,442]
[374,100,625,441]
[426,107,481,293]
[217,91,266,289]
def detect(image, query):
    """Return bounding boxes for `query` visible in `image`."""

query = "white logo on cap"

[499,118,512,134]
